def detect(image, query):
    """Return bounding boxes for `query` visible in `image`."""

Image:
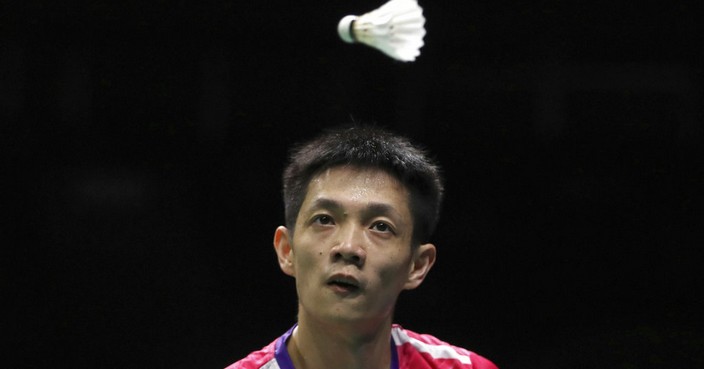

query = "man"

[227,125,498,369]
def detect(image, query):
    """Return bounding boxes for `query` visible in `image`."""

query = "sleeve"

[470,352,500,369]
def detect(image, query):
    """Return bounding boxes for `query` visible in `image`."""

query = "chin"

[323,307,392,330]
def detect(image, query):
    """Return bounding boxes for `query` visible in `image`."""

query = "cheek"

[293,245,326,278]
[376,252,412,287]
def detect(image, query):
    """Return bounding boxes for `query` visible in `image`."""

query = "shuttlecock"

[337,0,426,62]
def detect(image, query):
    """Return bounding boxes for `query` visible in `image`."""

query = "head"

[274,125,444,331]
[282,125,444,246]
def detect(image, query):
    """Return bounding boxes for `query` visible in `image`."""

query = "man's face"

[274,166,435,331]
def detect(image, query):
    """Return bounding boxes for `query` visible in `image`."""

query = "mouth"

[327,275,361,294]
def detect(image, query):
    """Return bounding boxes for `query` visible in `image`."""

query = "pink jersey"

[226,324,498,369]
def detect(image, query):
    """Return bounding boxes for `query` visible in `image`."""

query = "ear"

[273,226,296,277]
[404,243,436,290]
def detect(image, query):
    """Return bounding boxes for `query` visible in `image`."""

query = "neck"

[288,312,393,369]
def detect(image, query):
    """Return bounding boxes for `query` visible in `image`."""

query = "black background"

[3,1,703,368]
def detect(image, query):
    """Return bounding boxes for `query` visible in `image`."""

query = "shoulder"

[224,341,278,369]
[392,325,499,369]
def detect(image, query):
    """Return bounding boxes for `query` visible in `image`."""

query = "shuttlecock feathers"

[337,0,426,62]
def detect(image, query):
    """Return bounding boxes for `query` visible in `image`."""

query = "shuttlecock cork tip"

[337,15,357,43]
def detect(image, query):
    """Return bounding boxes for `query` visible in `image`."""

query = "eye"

[370,221,395,234]
[313,215,335,226]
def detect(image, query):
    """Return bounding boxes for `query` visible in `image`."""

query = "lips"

[326,274,361,293]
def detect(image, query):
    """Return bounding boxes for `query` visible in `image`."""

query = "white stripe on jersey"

[392,328,472,365]
[260,358,279,369]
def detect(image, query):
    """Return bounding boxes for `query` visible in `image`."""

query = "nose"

[331,224,366,267]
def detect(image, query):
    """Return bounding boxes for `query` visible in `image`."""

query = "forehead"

[302,166,411,210]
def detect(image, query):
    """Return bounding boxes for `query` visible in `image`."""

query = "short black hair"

[282,125,443,244]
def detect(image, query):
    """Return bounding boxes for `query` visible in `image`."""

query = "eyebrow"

[363,203,399,219]
[308,198,344,213]
[308,197,402,220]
